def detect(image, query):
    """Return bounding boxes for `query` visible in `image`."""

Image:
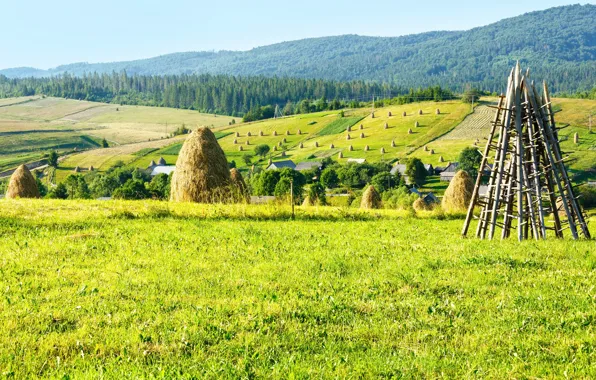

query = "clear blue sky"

[2,0,593,70]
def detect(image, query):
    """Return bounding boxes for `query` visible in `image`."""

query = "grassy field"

[0,199,594,378]
[0,97,234,172]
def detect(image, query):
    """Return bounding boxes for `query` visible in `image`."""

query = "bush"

[578,186,596,209]
[382,187,418,210]
[321,168,339,189]
[113,179,150,200]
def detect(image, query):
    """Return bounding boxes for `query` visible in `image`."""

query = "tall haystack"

[574,132,579,144]
[230,168,250,203]
[430,149,435,155]
[413,197,434,212]
[315,141,319,147]
[233,139,238,144]
[286,130,290,135]
[442,170,473,212]
[273,131,278,136]
[349,145,353,151]
[247,131,252,137]
[388,111,392,117]
[238,146,243,151]
[170,127,232,203]
[424,145,429,152]
[359,124,364,130]
[338,151,343,159]
[364,145,369,151]
[360,132,365,138]
[418,109,423,115]
[436,109,441,115]
[408,128,413,134]
[330,143,335,149]
[402,111,407,117]
[380,147,385,154]
[346,134,351,140]
[371,112,375,118]
[273,145,277,151]
[297,129,302,135]
[391,140,396,147]
[439,156,444,162]
[299,142,304,148]
[360,185,381,209]
[259,130,264,136]
[245,140,250,145]
[6,165,40,199]
[347,126,352,132]
[235,132,240,137]
[283,138,287,143]
[384,123,389,129]
[74,166,81,173]
[415,121,419,128]
[89,166,95,171]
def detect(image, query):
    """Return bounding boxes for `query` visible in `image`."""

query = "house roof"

[151,166,176,176]
[295,161,322,171]
[390,164,407,176]
[423,192,439,203]
[347,158,366,164]
[442,162,460,173]
[266,160,296,170]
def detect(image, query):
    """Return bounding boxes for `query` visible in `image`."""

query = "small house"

[266,160,296,171]
[440,162,460,182]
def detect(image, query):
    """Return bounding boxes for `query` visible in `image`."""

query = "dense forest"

[0,74,454,116]
[2,5,595,93]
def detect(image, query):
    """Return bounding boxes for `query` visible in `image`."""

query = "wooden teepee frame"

[462,63,591,241]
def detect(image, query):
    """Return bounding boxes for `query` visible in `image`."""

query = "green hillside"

[2,5,595,92]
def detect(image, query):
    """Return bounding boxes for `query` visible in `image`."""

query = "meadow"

[0,200,594,378]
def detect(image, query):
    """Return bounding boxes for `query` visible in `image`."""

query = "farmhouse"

[390,163,433,184]
[266,160,296,170]
[295,162,322,171]
[440,162,460,181]
[151,166,176,176]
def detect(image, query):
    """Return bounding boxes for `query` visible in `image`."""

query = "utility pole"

[290,179,295,220]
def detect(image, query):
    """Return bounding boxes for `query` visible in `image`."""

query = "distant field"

[0,199,594,378]
[0,97,235,171]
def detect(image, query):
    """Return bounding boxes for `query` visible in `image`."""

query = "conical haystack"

[273,131,278,136]
[338,151,343,159]
[330,143,335,149]
[360,185,381,209]
[230,168,250,203]
[442,170,473,212]
[391,140,396,147]
[247,131,251,137]
[402,111,407,117]
[388,111,392,117]
[349,145,353,151]
[359,124,364,130]
[436,109,441,115]
[413,197,434,211]
[415,121,419,128]
[170,127,232,203]
[364,145,369,151]
[380,147,385,154]
[346,134,351,140]
[418,109,423,115]
[299,142,304,148]
[347,126,351,132]
[6,165,40,199]
[315,141,319,147]
[360,132,365,138]
[302,195,314,207]
[384,123,388,129]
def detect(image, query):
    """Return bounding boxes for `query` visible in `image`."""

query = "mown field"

[0,97,234,172]
[0,200,594,378]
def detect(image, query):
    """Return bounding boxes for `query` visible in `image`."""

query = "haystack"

[360,132,365,138]
[299,142,304,149]
[89,166,95,171]
[302,195,314,207]
[371,112,375,118]
[436,109,441,115]
[430,149,435,155]
[364,145,369,151]
[315,141,319,147]
[391,140,396,147]
[245,140,250,145]
[408,128,413,134]
[418,109,423,115]
[233,139,238,144]
[380,147,385,154]
[230,168,250,203]
[286,130,290,135]
[360,185,381,209]
[349,145,353,151]
[574,132,579,144]
[297,129,302,135]
[330,143,335,149]
[247,131,251,137]
[338,151,343,159]
[346,134,351,140]
[360,124,364,130]
[259,130,264,136]
[347,126,352,132]
[439,156,444,163]
[74,166,81,173]
[170,127,231,203]
[384,123,389,129]
[273,145,277,151]
[388,111,392,117]
[413,197,434,211]
[402,111,407,117]
[235,132,240,137]
[415,121,419,128]
[442,170,474,212]
[424,145,429,152]
[281,151,287,157]
[273,131,278,136]
[278,141,283,147]
[6,165,40,199]
[283,138,287,143]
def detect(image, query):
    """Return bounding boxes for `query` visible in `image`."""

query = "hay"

[273,131,278,136]
[380,147,385,154]
[235,132,240,137]
[360,124,364,130]
[299,142,304,148]
[278,141,283,147]
[418,109,423,115]
[349,145,353,151]
[283,138,287,143]
[391,140,396,147]
[413,197,434,211]
[360,132,365,138]
[238,145,243,151]
[415,121,419,128]
[286,130,290,135]
[439,156,444,162]
[315,141,319,147]
[346,134,351,140]
[74,166,81,173]
[408,128,413,134]
[170,127,232,203]
[247,131,251,137]
[259,131,264,136]
[330,143,335,149]
[442,170,474,212]
[347,126,351,132]
[302,195,314,207]
[233,139,238,144]
[430,149,435,155]
[388,111,392,117]
[338,151,343,159]
[360,185,381,209]
[384,123,389,129]
[230,168,250,203]
[273,146,277,151]
[364,145,369,151]
[371,112,375,118]
[6,165,40,199]
[245,140,250,145]
[436,109,441,115]
[281,151,287,157]
[297,129,302,135]
[424,145,429,152]
[89,166,94,171]
[574,132,579,144]
[402,111,407,117]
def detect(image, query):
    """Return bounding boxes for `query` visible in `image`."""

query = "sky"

[2,0,593,70]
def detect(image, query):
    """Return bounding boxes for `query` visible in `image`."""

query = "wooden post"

[290,179,295,220]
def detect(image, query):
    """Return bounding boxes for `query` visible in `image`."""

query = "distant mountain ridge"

[2,4,595,92]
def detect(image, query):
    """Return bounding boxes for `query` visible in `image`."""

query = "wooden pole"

[290,179,295,220]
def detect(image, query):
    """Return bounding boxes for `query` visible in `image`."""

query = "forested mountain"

[2,5,595,92]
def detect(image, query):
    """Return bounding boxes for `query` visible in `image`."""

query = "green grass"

[316,116,362,136]
[0,199,595,378]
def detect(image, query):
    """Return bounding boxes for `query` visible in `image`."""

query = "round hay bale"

[415,121,419,128]
[230,168,250,203]
[315,141,319,147]
[384,122,389,129]
[418,109,423,115]
[436,108,441,115]
[380,147,385,154]
[574,132,579,144]
[408,128,413,134]
[330,143,335,149]
[402,111,407,117]
[170,127,232,203]
[299,142,304,149]
[360,124,364,130]
[391,140,396,148]
[6,165,40,199]
[442,170,474,212]
[388,111,392,117]
[360,185,381,209]
[413,197,434,212]
[74,166,81,173]
[338,151,343,159]
[346,134,351,140]
[247,131,251,137]
[439,156,444,163]
[360,132,365,138]
[364,145,369,151]
[349,145,353,151]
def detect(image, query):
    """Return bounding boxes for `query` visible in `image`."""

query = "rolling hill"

[2,5,595,92]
